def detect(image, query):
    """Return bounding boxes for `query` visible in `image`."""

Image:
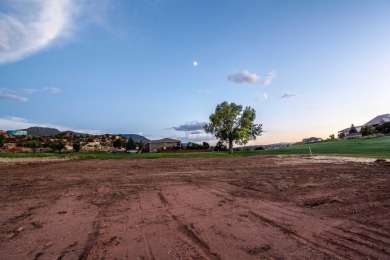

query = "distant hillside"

[122,134,150,143]
[22,127,89,136]
[23,127,61,136]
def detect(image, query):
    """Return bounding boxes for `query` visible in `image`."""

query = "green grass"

[259,136,390,158]
[0,150,259,160]
[1,136,389,159]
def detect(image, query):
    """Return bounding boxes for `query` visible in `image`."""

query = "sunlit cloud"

[0,116,101,134]
[228,70,260,84]
[0,0,79,63]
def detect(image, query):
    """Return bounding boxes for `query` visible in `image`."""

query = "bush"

[73,142,81,152]
[361,125,377,136]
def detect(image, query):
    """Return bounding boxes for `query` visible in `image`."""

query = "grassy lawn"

[1,136,389,159]
[259,136,390,158]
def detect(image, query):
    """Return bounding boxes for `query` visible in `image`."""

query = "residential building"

[145,138,181,152]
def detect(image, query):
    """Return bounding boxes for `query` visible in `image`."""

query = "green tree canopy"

[0,134,4,148]
[126,137,137,150]
[27,139,41,153]
[349,124,357,134]
[204,101,262,153]
[361,125,377,136]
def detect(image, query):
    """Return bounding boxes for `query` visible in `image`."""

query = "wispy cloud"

[0,116,101,134]
[198,89,210,94]
[0,93,27,102]
[261,71,277,86]
[0,0,79,63]
[228,70,260,84]
[173,121,207,131]
[42,87,61,94]
[279,94,297,100]
[228,70,277,86]
[0,87,61,102]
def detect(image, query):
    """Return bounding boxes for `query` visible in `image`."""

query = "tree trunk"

[228,139,233,154]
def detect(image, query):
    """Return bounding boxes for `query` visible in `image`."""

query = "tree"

[0,134,4,148]
[338,132,345,139]
[126,137,136,150]
[376,122,390,135]
[51,141,65,153]
[73,142,81,152]
[137,140,144,152]
[203,142,210,149]
[329,134,335,140]
[113,138,125,148]
[349,124,357,134]
[205,101,262,153]
[214,140,227,151]
[27,139,41,153]
[361,125,377,136]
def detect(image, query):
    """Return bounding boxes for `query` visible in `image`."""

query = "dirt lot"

[1,155,390,259]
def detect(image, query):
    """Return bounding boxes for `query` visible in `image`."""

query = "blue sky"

[1,0,389,145]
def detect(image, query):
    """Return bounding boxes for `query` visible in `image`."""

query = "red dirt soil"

[1,156,390,259]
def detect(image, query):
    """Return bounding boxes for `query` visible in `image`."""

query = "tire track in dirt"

[137,193,156,260]
[247,211,343,258]
[78,221,100,260]
[157,191,221,260]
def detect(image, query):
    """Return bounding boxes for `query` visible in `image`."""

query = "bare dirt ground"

[1,155,390,259]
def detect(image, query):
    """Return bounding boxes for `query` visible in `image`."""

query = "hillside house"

[302,137,323,143]
[146,138,181,152]
[338,113,390,137]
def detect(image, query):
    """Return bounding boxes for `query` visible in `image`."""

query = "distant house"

[6,130,27,136]
[363,114,390,127]
[338,126,362,137]
[338,113,390,137]
[145,138,181,152]
[302,137,323,143]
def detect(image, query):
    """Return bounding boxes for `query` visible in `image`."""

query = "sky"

[1,0,390,145]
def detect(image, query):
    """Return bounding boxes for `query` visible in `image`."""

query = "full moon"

[193,61,198,67]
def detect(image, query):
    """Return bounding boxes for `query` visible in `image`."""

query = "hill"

[122,134,150,143]
[23,127,61,136]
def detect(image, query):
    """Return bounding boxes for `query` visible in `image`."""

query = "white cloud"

[0,116,101,134]
[0,0,79,63]
[228,70,260,84]
[257,93,268,100]
[261,71,277,86]
[0,92,27,102]
[0,87,61,102]
[183,131,215,142]
[279,94,297,99]
[173,121,207,131]
[43,87,61,94]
